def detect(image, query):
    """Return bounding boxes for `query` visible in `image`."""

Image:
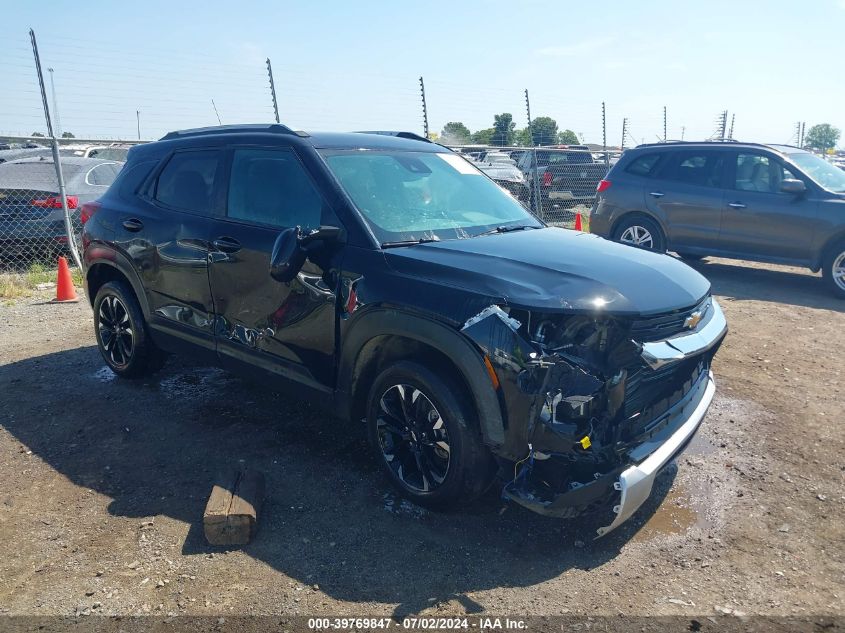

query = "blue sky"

[2,0,843,145]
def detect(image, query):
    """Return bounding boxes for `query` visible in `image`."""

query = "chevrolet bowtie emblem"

[684,311,703,329]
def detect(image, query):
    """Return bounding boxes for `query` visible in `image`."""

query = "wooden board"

[203,469,265,546]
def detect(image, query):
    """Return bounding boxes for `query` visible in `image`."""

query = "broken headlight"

[519,312,631,444]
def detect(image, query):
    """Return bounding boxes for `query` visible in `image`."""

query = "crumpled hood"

[383,227,711,316]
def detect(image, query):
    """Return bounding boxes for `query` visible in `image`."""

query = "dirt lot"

[0,257,842,625]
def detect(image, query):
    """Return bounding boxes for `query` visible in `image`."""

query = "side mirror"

[781,179,806,194]
[270,228,307,283]
[269,225,342,283]
[300,225,342,245]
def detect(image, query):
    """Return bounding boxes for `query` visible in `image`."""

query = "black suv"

[590,141,845,298]
[81,124,727,537]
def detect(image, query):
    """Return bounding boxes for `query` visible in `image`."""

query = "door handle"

[649,191,665,198]
[728,202,747,209]
[122,218,144,232]
[212,237,241,253]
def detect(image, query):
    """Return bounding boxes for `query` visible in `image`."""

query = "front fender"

[335,306,506,449]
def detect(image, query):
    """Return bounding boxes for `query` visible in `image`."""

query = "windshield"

[321,150,541,244]
[790,153,845,193]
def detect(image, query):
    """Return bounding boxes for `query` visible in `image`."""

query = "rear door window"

[665,151,725,188]
[154,150,221,214]
[226,148,322,229]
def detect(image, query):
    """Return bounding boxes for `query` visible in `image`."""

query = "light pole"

[47,67,62,138]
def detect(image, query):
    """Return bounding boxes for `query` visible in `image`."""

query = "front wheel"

[366,361,495,509]
[613,215,666,252]
[822,239,845,299]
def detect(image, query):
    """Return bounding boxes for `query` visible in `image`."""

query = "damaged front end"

[460,297,727,536]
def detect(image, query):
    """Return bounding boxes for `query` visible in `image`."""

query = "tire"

[366,360,495,509]
[822,239,845,299]
[93,281,166,378]
[676,252,706,261]
[612,215,666,252]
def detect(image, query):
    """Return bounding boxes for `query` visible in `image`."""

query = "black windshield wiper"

[380,237,441,249]
[474,224,540,238]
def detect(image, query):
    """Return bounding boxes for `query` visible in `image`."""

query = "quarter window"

[626,153,663,177]
[154,150,220,213]
[85,162,122,186]
[227,148,322,228]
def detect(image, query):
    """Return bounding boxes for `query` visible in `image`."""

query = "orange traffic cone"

[574,210,583,231]
[52,256,79,303]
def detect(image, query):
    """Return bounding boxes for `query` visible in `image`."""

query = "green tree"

[490,113,516,146]
[514,127,532,146]
[31,132,45,137]
[61,131,75,139]
[440,122,472,145]
[558,129,580,145]
[804,123,840,152]
[471,128,495,144]
[529,116,558,145]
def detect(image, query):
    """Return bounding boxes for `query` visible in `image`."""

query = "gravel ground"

[0,257,842,625]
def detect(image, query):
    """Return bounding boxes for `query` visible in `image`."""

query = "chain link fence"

[450,145,618,227]
[2,27,774,279]
[0,143,75,272]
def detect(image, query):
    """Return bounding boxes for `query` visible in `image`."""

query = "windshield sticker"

[436,153,481,175]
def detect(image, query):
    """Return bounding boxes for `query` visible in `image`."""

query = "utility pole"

[525,89,542,218]
[47,67,62,138]
[136,110,140,140]
[419,76,429,139]
[728,113,735,140]
[524,89,533,140]
[266,58,280,124]
[602,101,607,163]
[719,110,728,140]
[621,118,628,150]
[663,105,667,142]
[681,125,686,141]
[30,29,80,269]
[800,121,806,148]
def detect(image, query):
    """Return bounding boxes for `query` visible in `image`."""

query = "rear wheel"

[822,239,845,299]
[613,215,666,252]
[94,281,166,378]
[366,361,495,509]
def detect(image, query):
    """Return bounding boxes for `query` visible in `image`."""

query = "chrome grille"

[629,297,711,343]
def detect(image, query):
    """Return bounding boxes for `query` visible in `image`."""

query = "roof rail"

[355,131,432,143]
[635,139,745,148]
[159,123,309,141]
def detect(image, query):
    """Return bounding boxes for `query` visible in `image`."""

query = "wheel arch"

[610,210,669,247]
[813,229,845,271]
[336,307,506,449]
[85,252,149,317]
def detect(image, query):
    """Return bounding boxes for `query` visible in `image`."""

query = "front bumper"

[595,370,715,537]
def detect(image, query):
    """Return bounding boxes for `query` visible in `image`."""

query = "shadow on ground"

[684,257,844,311]
[0,346,677,616]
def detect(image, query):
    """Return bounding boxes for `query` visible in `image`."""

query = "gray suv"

[591,141,845,298]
